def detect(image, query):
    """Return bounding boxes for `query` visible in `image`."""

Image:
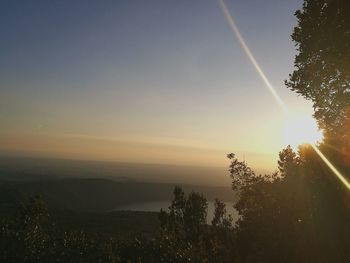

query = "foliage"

[283,3,350,261]
[212,199,233,228]
[2,2,350,262]
[286,0,350,135]
[2,148,349,262]
[159,187,237,263]
[0,189,237,262]
[0,196,122,262]
[228,146,350,263]
[282,2,350,260]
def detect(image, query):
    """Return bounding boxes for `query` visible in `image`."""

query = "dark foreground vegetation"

[1,0,350,262]
[1,143,350,262]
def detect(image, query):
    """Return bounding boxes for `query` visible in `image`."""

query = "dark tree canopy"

[286,0,350,134]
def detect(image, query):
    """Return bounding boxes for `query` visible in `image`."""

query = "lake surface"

[114,201,239,223]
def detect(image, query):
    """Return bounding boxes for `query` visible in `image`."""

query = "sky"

[0,0,311,172]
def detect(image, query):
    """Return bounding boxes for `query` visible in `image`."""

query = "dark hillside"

[0,178,236,212]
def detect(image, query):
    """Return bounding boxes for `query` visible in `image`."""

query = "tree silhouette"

[286,0,350,136]
[211,199,233,228]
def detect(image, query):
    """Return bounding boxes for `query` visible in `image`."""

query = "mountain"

[0,155,232,186]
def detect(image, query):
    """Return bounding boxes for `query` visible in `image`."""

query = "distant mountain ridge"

[0,155,232,186]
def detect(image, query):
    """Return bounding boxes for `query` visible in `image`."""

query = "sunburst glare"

[282,112,323,149]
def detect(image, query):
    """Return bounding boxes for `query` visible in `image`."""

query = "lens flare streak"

[218,0,350,191]
[218,0,288,113]
[311,145,350,191]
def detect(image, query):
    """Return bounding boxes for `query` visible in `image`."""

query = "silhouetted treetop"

[286,0,350,134]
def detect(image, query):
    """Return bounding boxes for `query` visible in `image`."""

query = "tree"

[211,199,233,228]
[228,147,350,262]
[227,153,256,191]
[158,187,238,262]
[285,2,350,259]
[228,154,289,262]
[159,187,208,242]
[286,0,350,135]
[278,145,299,175]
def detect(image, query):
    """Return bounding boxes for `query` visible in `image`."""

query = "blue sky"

[0,0,309,171]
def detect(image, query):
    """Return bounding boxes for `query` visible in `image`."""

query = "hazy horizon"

[0,153,276,186]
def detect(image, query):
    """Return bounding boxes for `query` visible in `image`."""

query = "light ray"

[311,145,350,191]
[218,0,350,191]
[218,0,288,113]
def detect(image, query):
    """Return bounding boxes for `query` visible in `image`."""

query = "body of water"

[114,201,239,223]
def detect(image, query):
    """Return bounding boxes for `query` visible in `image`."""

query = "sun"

[282,112,323,150]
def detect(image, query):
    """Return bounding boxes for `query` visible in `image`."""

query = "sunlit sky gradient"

[0,0,310,172]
